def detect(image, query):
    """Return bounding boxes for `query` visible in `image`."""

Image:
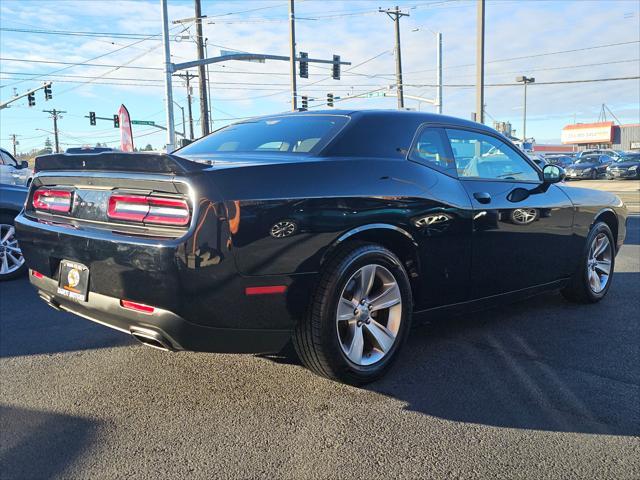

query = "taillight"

[33,189,72,213]
[120,300,155,314]
[108,194,190,226]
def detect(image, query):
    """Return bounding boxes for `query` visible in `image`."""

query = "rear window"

[177,115,348,157]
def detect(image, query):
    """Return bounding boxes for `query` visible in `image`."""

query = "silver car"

[0,148,33,187]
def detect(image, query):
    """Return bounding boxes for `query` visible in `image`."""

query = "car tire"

[561,221,615,304]
[293,242,413,385]
[0,213,27,281]
[590,170,597,180]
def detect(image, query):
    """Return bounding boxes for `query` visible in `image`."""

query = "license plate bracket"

[57,260,90,302]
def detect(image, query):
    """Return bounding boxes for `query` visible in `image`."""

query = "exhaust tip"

[130,327,175,351]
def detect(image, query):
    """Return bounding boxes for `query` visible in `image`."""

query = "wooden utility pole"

[10,134,18,157]
[194,0,210,136]
[380,6,409,109]
[43,109,65,153]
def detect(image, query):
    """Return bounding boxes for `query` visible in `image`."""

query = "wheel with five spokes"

[562,221,615,303]
[294,242,412,385]
[0,214,26,281]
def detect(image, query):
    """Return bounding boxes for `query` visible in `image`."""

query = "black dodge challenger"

[15,110,628,384]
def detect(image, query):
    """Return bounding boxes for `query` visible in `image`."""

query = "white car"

[0,148,33,187]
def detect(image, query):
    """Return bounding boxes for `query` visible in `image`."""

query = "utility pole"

[289,0,298,111]
[204,39,213,131]
[43,109,65,153]
[194,0,209,136]
[10,134,18,157]
[476,0,485,124]
[516,76,535,141]
[161,0,175,152]
[436,32,443,114]
[175,72,196,139]
[380,6,409,109]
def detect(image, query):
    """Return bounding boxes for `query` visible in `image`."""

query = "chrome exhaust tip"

[129,327,175,352]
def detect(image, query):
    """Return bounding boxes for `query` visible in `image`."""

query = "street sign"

[131,120,156,126]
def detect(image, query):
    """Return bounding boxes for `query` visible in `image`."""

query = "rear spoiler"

[35,152,207,175]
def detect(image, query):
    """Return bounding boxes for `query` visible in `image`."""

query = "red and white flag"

[118,104,134,152]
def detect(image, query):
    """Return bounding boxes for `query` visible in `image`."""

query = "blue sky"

[1,0,639,153]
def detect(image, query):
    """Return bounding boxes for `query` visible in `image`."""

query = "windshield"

[575,157,598,164]
[178,115,349,158]
[615,154,638,162]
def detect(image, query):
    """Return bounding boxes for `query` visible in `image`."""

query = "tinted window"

[409,127,456,174]
[446,129,539,182]
[178,115,348,157]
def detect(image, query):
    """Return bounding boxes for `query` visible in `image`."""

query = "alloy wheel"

[0,224,24,276]
[336,264,402,366]
[587,232,612,293]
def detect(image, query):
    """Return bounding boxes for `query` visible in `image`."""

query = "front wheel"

[294,242,413,385]
[562,222,615,303]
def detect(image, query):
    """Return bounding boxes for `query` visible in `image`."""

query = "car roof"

[251,109,492,132]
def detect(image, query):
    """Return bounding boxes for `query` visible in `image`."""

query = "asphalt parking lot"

[1,207,639,478]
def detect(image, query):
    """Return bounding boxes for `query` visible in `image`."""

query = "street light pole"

[289,0,298,111]
[476,0,485,124]
[436,32,443,114]
[160,0,175,153]
[516,76,535,141]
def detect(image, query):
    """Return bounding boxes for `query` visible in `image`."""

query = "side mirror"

[20,161,29,169]
[542,164,565,184]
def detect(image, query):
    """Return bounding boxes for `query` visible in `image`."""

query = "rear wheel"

[294,242,413,385]
[562,222,614,303]
[0,213,26,281]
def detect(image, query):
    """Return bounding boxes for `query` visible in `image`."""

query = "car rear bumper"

[31,271,292,353]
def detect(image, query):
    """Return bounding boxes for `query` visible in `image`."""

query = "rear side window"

[409,127,456,175]
[178,115,348,157]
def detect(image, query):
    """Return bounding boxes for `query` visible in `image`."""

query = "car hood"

[568,163,596,170]
[609,161,639,168]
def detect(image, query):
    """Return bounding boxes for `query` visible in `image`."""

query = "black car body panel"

[607,156,640,179]
[15,110,628,354]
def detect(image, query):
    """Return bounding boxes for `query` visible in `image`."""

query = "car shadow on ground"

[370,270,639,436]
[264,271,639,436]
[0,405,101,478]
[0,277,134,358]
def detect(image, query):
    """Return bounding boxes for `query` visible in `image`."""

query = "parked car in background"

[544,154,574,168]
[0,184,27,280]
[565,154,613,179]
[16,110,627,385]
[526,153,547,169]
[577,149,625,161]
[0,148,33,187]
[606,152,640,179]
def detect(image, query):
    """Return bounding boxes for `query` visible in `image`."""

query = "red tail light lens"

[108,194,190,226]
[120,300,155,314]
[33,189,72,213]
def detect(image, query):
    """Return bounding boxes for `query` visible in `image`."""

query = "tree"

[43,137,53,154]
[144,144,153,151]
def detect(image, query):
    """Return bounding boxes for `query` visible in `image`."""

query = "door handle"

[473,192,492,204]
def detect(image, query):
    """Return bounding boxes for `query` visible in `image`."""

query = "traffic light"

[301,96,308,111]
[27,93,35,107]
[327,93,334,108]
[113,114,120,128]
[44,84,52,100]
[299,52,308,79]
[89,112,96,126]
[332,55,340,80]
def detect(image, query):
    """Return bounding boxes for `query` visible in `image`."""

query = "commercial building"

[561,122,640,151]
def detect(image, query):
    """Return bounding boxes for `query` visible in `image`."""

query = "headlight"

[629,165,638,171]
[583,168,592,173]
